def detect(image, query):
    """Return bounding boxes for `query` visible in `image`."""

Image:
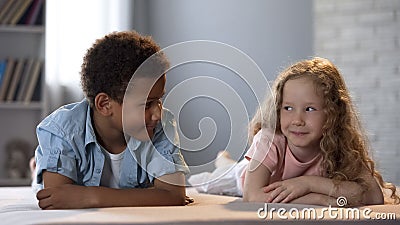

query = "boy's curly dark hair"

[80,30,169,107]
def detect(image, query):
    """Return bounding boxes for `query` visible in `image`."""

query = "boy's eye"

[145,102,152,109]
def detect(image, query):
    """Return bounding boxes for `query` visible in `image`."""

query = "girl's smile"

[290,131,308,136]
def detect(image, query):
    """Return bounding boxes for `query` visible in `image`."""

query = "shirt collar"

[84,101,97,146]
[127,136,141,151]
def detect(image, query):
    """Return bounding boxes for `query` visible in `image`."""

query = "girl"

[243,57,399,206]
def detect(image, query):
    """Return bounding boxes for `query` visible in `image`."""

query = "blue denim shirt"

[33,99,189,191]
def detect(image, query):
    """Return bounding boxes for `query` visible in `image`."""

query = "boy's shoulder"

[38,99,90,135]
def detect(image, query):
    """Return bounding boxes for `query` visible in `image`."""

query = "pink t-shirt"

[244,129,324,184]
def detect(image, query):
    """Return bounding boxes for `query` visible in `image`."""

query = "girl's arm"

[242,159,272,202]
[289,193,337,206]
[36,171,186,209]
[264,168,383,206]
[241,160,335,205]
[309,169,383,206]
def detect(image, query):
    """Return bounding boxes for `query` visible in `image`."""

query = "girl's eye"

[283,106,293,111]
[306,107,316,112]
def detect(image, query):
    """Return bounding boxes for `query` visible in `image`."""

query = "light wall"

[43,0,399,183]
[45,0,134,110]
[134,0,313,173]
[314,0,400,185]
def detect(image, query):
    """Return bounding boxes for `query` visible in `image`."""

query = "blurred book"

[23,59,41,103]
[0,58,16,101]
[6,58,24,102]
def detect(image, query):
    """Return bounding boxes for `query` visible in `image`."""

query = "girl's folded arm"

[289,193,336,206]
[263,167,383,206]
[243,159,272,202]
[300,170,383,206]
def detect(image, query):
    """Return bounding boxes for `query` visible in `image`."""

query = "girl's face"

[280,76,326,160]
[122,75,166,141]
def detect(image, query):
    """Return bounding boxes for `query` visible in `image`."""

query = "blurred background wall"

[132,0,313,173]
[44,0,399,184]
[314,0,400,184]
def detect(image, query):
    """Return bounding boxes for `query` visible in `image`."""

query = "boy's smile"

[123,75,166,141]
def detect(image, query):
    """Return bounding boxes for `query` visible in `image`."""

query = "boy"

[33,31,189,209]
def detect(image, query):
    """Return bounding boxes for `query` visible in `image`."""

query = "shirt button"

[96,169,101,173]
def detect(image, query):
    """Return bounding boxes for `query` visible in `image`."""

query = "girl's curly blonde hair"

[249,57,399,204]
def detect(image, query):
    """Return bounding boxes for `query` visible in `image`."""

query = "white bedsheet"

[0,187,398,225]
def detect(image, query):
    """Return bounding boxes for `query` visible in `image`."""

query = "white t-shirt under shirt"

[100,148,125,188]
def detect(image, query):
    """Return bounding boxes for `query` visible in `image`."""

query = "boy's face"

[122,75,166,141]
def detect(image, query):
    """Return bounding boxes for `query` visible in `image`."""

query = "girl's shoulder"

[255,128,287,152]
[249,128,286,158]
[245,129,287,169]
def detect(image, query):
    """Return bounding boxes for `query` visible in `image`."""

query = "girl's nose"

[151,102,162,121]
[291,112,305,126]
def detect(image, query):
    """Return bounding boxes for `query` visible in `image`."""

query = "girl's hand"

[263,176,311,203]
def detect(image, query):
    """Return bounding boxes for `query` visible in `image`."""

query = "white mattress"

[0,187,398,225]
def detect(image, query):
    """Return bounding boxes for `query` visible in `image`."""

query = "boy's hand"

[36,184,91,209]
[263,176,311,203]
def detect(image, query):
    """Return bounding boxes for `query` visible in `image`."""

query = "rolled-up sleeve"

[35,126,78,184]
[244,129,279,174]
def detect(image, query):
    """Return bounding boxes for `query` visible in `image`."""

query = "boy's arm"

[264,169,383,206]
[37,171,186,209]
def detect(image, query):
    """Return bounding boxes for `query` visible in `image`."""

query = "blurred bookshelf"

[0,0,46,186]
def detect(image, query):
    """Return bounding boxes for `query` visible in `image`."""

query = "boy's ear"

[94,93,112,116]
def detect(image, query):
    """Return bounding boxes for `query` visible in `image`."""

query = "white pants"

[188,158,248,197]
